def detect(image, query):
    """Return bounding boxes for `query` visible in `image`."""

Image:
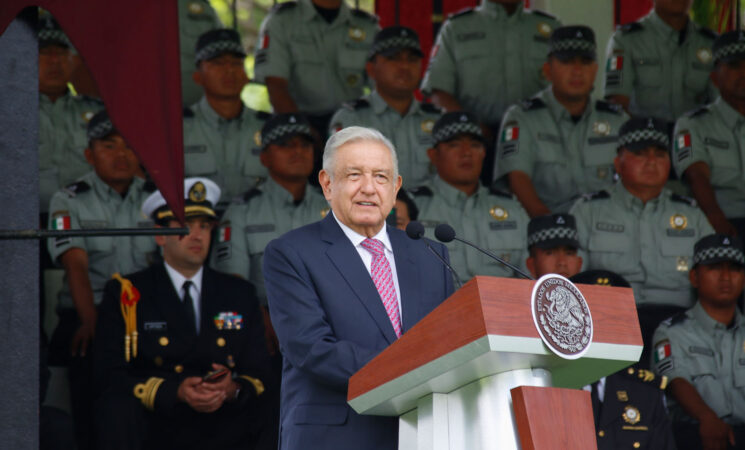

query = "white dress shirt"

[164,262,204,333]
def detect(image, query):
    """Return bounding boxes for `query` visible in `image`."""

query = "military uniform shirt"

[183,97,268,205]
[178,0,222,106]
[39,92,101,213]
[652,301,745,425]
[603,10,717,122]
[495,88,628,213]
[412,176,529,280]
[47,172,158,308]
[211,178,329,305]
[570,183,714,308]
[673,97,745,219]
[420,0,561,126]
[254,0,379,115]
[328,90,440,187]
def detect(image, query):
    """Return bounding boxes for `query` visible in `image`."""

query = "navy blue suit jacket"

[263,214,454,450]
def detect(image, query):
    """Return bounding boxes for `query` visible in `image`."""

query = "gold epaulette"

[626,367,668,390]
[133,377,165,411]
[239,375,265,396]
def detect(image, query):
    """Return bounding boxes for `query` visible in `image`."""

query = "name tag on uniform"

[245,224,275,234]
[185,145,207,154]
[596,222,624,233]
[80,220,108,229]
[456,32,485,42]
[704,137,730,149]
[144,321,167,331]
[420,220,440,228]
[489,221,517,230]
[537,133,561,144]
[689,346,714,357]
[666,229,695,237]
[138,220,155,228]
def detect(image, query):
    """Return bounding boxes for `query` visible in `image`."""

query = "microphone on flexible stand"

[405,221,463,289]
[434,223,534,280]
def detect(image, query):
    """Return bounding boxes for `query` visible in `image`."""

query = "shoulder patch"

[449,7,475,20]
[255,110,271,121]
[143,180,157,193]
[521,97,546,111]
[344,98,370,111]
[63,181,91,197]
[420,102,442,114]
[623,367,668,390]
[272,1,297,13]
[351,9,378,23]
[671,193,696,207]
[242,187,262,203]
[581,190,610,202]
[595,100,623,115]
[687,105,710,118]
[620,22,643,34]
[697,27,717,40]
[409,186,433,197]
[183,106,194,118]
[530,9,557,20]
[488,185,513,199]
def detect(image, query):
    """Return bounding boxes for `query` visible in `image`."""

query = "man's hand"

[698,410,735,450]
[177,376,227,413]
[70,312,96,357]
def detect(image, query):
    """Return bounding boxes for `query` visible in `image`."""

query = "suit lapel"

[389,226,420,333]
[152,264,198,342]
[321,215,397,345]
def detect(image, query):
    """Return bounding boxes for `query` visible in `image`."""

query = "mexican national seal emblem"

[531,274,593,359]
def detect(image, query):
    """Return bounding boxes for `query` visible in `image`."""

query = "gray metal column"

[0,7,39,449]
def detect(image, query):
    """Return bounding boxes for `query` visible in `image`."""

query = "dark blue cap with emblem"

[713,30,745,64]
[38,16,70,48]
[369,26,423,60]
[527,213,580,250]
[87,110,116,141]
[195,28,246,65]
[261,113,314,150]
[617,117,669,152]
[549,25,596,60]
[693,234,745,267]
[432,111,485,146]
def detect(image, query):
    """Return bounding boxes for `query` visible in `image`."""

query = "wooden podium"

[347,276,642,450]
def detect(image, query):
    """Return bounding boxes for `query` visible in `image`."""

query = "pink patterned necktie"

[360,238,402,338]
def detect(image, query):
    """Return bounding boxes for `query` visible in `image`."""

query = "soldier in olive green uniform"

[421,0,561,129]
[37,17,102,213]
[603,1,717,122]
[184,29,269,207]
[412,112,530,281]
[212,114,328,306]
[652,234,745,450]
[254,0,378,133]
[570,118,714,358]
[178,0,222,106]
[46,111,158,450]
[329,26,441,188]
[673,31,745,238]
[495,25,628,216]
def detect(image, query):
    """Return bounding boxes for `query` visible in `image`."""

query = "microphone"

[434,223,534,280]
[405,221,463,289]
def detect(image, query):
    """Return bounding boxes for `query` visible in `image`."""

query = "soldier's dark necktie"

[182,280,197,333]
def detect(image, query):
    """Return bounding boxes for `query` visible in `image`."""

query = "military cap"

[142,177,221,224]
[195,28,246,65]
[37,16,70,48]
[87,110,116,141]
[432,111,485,146]
[260,113,313,150]
[527,213,579,250]
[549,25,596,60]
[617,117,669,152]
[693,233,745,267]
[570,270,631,288]
[713,30,745,64]
[369,26,423,60]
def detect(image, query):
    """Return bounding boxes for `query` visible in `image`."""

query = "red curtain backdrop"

[0,1,185,222]
[615,0,653,25]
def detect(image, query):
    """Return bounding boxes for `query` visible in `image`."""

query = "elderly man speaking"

[263,126,455,449]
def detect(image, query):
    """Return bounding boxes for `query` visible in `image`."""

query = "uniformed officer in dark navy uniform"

[93,178,273,450]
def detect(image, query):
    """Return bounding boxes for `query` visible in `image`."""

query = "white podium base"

[398,368,552,450]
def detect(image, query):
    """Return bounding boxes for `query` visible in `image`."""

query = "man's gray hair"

[322,126,399,180]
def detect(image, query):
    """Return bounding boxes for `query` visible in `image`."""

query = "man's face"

[394,199,411,231]
[84,133,140,186]
[614,146,670,191]
[366,49,422,99]
[690,261,745,307]
[544,56,598,101]
[527,245,583,278]
[428,135,485,187]
[193,53,248,99]
[654,0,693,16]
[260,135,315,182]
[712,59,745,102]
[319,139,402,237]
[39,44,74,96]
[156,218,214,272]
